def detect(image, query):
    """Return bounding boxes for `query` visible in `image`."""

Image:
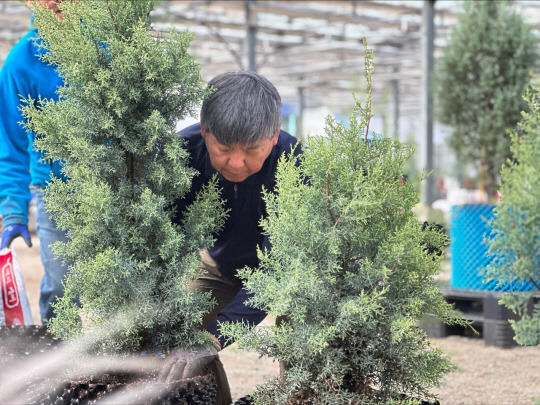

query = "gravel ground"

[12,236,540,405]
[430,335,540,405]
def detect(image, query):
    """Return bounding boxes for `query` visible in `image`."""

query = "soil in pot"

[25,374,218,404]
[0,325,221,404]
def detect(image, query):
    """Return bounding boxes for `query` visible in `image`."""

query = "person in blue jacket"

[0,0,67,324]
[160,71,302,397]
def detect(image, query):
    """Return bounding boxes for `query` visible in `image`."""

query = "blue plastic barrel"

[449,204,536,291]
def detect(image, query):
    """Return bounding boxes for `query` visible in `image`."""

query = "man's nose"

[228,153,245,169]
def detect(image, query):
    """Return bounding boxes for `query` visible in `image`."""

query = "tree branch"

[326,172,336,223]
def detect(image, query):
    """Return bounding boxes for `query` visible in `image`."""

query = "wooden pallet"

[420,287,535,348]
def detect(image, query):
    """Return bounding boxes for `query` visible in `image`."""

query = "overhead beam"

[422,0,435,207]
[245,0,256,71]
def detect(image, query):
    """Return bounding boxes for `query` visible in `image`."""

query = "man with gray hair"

[161,71,301,402]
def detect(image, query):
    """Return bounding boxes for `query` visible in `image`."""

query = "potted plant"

[15,0,225,402]
[221,42,465,405]
[485,82,540,345]
[434,0,537,291]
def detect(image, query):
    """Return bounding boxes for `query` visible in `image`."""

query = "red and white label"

[1,250,24,325]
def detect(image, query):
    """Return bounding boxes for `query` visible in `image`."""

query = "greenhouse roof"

[2,0,540,117]
[149,0,540,115]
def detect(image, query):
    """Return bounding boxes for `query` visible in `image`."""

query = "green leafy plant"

[221,42,464,405]
[22,0,224,354]
[485,83,540,346]
[434,0,537,198]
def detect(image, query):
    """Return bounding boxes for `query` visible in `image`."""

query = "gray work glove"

[158,334,232,405]
[158,338,221,383]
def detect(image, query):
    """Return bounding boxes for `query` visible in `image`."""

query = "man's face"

[26,0,64,19]
[202,126,279,183]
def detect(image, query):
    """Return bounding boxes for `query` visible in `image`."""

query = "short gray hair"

[200,71,282,146]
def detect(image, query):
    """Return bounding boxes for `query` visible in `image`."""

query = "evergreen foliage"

[22,0,225,353]
[434,0,537,197]
[221,43,464,405]
[485,83,540,346]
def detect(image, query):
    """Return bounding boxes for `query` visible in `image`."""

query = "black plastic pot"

[232,395,254,405]
[0,325,222,404]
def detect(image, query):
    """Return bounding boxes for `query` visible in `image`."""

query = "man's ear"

[272,129,280,146]
[200,123,206,139]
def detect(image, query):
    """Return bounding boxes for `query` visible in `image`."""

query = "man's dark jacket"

[173,123,302,278]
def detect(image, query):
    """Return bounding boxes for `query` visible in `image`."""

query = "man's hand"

[158,343,220,383]
[158,336,232,405]
[1,224,32,249]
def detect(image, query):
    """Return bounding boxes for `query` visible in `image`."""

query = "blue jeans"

[33,188,69,324]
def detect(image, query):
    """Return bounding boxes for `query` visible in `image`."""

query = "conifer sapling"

[434,0,537,197]
[22,0,225,354]
[221,41,465,404]
[485,83,540,346]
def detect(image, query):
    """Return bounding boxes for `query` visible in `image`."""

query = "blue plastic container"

[449,204,536,291]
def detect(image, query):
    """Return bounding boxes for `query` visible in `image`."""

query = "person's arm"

[0,35,33,241]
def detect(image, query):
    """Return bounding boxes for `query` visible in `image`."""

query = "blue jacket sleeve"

[0,31,34,226]
[0,27,64,227]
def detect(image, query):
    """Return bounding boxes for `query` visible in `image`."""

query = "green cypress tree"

[22,0,225,353]
[434,0,537,198]
[485,83,540,346]
[221,43,464,405]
